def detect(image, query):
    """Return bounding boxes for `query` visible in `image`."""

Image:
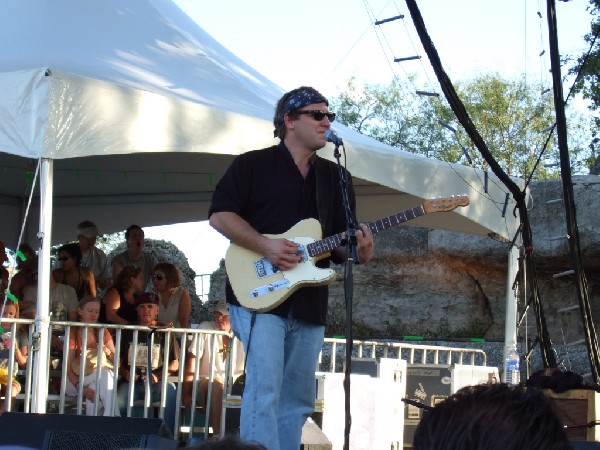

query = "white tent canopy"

[0,0,521,249]
[0,0,523,410]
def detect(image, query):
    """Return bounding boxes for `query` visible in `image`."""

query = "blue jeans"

[117,379,177,435]
[229,305,325,450]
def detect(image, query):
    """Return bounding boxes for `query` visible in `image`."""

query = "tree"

[570,0,600,164]
[330,74,592,179]
[333,77,458,162]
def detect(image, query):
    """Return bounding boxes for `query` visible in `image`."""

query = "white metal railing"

[317,338,487,373]
[1,318,235,441]
[2,320,488,442]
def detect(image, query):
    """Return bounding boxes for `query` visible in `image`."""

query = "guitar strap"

[315,156,333,236]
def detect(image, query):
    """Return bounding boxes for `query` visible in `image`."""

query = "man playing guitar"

[209,86,374,450]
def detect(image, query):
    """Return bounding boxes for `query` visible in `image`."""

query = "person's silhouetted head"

[413,383,572,450]
[187,435,267,449]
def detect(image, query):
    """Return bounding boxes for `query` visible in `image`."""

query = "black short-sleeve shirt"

[209,143,354,325]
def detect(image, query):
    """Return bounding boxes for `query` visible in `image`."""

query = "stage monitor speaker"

[404,364,452,448]
[42,430,178,450]
[322,360,406,450]
[0,412,173,449]
[343,358,378,377]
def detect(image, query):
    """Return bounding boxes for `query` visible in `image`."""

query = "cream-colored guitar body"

[225,218,335,312]
[225,195,470,312]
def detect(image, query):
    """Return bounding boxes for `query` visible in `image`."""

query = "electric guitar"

[225,195,469,312]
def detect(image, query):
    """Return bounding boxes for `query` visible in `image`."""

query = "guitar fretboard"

[307,204,427,257]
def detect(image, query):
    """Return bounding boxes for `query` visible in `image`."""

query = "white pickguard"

[225,219,335,312]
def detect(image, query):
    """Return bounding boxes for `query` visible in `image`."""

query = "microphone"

[324,129,343,146]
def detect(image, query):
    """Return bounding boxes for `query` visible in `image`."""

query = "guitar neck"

[306,204,427,258]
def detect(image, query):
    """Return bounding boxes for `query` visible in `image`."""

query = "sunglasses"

[296,110,336,122]
[57,256,70,262]
[151,274,166,281]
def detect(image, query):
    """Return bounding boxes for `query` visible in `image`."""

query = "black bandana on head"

[273,88,328,136]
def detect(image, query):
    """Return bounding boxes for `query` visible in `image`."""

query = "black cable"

[238,312,256,396]
[401,398,433,411]
[404,0,556,368]
[546,0,600,383]
[524,27,600,190]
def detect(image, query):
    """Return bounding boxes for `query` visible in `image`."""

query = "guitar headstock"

[423,195,470,213]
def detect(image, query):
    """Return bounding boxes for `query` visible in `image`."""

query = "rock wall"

[209,175,600,347]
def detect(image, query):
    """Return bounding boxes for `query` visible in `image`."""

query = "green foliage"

[330,74,593,179]
[49,232,123,266]
[333,76,457,162]
[569,0,600,161]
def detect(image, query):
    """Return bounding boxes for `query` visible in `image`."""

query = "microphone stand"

[332,141,359,450]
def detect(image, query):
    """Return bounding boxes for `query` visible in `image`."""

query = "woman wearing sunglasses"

[151,263,191,329]
[53,242,96,300]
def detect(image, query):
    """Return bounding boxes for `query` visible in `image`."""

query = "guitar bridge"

[250,279,291,298]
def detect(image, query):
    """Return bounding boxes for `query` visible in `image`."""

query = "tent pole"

[31,158,53,413]
[503,244,519,382]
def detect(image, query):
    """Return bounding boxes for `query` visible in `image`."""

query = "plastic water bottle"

[504,346,520,385]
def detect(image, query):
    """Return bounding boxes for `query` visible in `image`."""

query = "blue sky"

[147,0,594,277]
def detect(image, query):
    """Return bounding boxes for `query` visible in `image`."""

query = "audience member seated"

[112,225,156,291]
[8,243,36,302]
[0,302,28,414]
[66,295,118,416]
[102,266,144,325]
[183,299,245,436]
[412,383,572,450]
[22,272,78,355]
[53,242,96,300]
[152,263,191,329]
[116,292,179,433]
[76,220,112,298]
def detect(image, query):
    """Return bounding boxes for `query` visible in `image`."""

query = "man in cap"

[208,86,374,450]
[182,299,244,436]
[116,292,178,433]
[76,220,111,297]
